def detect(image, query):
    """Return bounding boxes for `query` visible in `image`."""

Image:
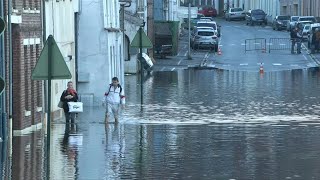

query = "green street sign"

[31,35,72,80]
[130,28,153,48]
[0,76,5,95]
[0,17,6,35]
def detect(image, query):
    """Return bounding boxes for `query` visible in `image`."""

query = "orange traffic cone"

[218,48,222,55]
[259,63,264,73]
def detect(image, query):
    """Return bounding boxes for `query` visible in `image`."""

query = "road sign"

[130,29,153,48]
[0,76,5,95]
[31,35,72,80]
[0,17,5,35]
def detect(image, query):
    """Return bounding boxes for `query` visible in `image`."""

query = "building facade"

[4,0,43,133]
[78,0,125,105]
[279,0,301,16]
[301,0,320,17]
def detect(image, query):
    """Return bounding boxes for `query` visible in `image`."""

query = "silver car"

[190,28,219,52]
[225,8,245,21]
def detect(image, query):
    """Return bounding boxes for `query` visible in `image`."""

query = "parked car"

[190,28,219,52]
[298,16,316,23]
[225,8,245,21]
[245,9,267,26]
[272,15,290,31]
[182,14,204,30]
[200,17,214,21]
[198,6,217,17]
[296,21,312,30]
[196,20,221,37]
[302,23,311,41]
[287,16,299,31]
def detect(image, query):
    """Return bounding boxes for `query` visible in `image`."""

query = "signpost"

[130,22,152,104]
[31,35,72,179]
[0,17,6,142]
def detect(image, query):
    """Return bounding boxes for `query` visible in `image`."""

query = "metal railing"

[245,38,267,53]
[269,38,292,53]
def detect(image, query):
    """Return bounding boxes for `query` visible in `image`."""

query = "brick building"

[4,0,43,132]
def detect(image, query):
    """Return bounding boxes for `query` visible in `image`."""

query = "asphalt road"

[154,18,319,72]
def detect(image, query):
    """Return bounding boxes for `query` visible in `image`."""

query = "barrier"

[245,38,267,53]
[269,38,292,53]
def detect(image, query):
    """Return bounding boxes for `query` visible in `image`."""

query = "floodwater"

[2,68,320,179]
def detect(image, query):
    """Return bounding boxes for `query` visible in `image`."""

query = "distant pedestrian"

[104,77,125,123]
[60,81,78,124]
[296,26,303,54]
[290,27,298,54]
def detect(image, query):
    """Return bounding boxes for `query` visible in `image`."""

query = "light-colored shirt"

[105,85,125,105]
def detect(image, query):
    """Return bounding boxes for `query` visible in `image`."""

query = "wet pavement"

[2,68,320,179]
[154,18,319,72]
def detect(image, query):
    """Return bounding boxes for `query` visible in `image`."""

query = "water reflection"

[124,68,320,124]
[10,131,44,180]
[51,123,81,180]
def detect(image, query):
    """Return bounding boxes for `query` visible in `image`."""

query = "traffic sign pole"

[46,36,52,180]
[139,26,143,104]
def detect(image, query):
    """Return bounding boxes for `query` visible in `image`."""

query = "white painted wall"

[45,0,77,113]
[78,0,124,106]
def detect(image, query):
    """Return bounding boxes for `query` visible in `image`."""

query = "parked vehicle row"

[189,18,221,52]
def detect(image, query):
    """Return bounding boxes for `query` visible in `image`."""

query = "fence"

[245,38,267,53]
[269,38,292,53]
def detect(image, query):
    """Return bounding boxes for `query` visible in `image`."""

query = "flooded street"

[3,68,320,179]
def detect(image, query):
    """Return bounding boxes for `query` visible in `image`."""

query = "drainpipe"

[75,12,79,88]
[309,0,311,15]
[298,0,301,16]
[8,0,13,131]
[0,0,6,140]
[41,0,47,115]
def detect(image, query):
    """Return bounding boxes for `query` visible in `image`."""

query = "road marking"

[241,43,245,46]
[171,67,175,71]
[290,64,299,67]
[240,63,248,66]
[178,60,182,65]
[303,54,308,60]
[230,44,235,46]
[272,63,282,66]
[161,67,165,71]
[184,51,187,57]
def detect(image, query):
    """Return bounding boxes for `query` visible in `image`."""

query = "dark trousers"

[64,111,76,123]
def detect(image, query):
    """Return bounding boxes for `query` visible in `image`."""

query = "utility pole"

[188,3,192,60]
[139,21,145,104]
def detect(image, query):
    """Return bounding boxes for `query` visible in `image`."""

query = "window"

[124,35,130,61]
[24,46,29,110]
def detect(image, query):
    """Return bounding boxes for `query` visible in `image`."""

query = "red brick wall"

[5,0,43,130]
